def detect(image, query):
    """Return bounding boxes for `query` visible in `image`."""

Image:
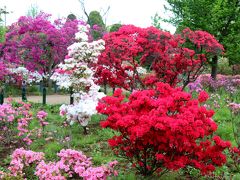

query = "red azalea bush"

[97,82,231,176]
[94,25,223,91]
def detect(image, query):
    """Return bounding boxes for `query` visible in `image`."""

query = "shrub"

[217,58,232,75]
[97,82,231,176]
[3,148,118,180]
[0,101,48,147]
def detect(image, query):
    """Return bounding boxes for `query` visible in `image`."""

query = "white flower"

[51,23,106,127]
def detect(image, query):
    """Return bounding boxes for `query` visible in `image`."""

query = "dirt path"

[5,94,70,105]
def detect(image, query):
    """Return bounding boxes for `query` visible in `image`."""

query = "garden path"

[5,94,70,105]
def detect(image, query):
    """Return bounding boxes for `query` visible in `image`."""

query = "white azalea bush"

[7,66,43,84]
[51,24,105,132]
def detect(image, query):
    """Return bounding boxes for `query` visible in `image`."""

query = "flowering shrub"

[59,84,105,127]
[0,101,33,145]
[229,102,240,157]
[0,101,49,146]
[1,12,80,80]
[229,102,240,115]
[0,61,9,85]
[188,74,240,93]
[181,28,224,55]
[229,147,240,172]
[97,82,231,176]
[7,66,43,86]
[94,25,223,91]
[3,148,118,180]
[51,24,105,129]
[8,148,44,176]
[36,110,48,129]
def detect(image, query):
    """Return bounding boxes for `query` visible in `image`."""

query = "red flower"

[198,91,209,103]
[97,83,229,176]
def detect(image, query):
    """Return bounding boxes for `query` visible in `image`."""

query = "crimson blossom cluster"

[97,82,231,176]
[94,25,224,91]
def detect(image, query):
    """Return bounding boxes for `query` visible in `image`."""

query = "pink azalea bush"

[3,148,118,180]
[0,101,49,146]
[0,61,9,84]
[36,110,49,129]
[0,101,33,145]
[8,148,44,176]
[188,74,240,93]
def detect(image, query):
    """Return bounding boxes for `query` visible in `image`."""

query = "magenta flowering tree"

[0,60,9,104]
[0,13,81,82]
[0,60,9,83]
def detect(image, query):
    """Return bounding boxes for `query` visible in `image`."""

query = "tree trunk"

[48,79,53,90]
[211,56,218,80]
[0,86,4,104]
[42,79,47,105]
[104,83,107,94]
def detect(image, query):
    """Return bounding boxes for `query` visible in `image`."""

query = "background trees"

[94,25,223,91]
[159,0,240,78]
[0,13,79,82]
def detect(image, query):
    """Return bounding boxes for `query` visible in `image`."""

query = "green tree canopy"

[87,11,105,40]
[87,11,105,28]
[161,0,240,77]
[26,4,40,18]
[109,23,122,32]
[0,26,7,42]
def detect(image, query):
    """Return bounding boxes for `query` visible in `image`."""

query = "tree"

[1,13,79,84]
[67,13,77,21]
[78,0,109,40]
[0,6,10,25]
[161,0,240,79]
[109,23,122,32]
[87,11,106,40]
[94,25,223,91]
[26,4,40,18]
[51,24,105,132]
[0,26,7,42]
[151,13,162,30]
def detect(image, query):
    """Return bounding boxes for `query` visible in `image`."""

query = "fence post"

[70,87,74,104]
[54,83,58,93]
[42,86,46,105]
[22,81,27,101]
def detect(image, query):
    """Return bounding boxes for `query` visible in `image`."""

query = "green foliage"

[26,4,40,18]
[109,23,122,32]
[218,57,233,75]
[151,13,162,29]
[43,141,64,160]
[67,13,76,20]
[87,11,105,28]
[163,0,240,65]
[87,11,105,40]
[0,25,6,42]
